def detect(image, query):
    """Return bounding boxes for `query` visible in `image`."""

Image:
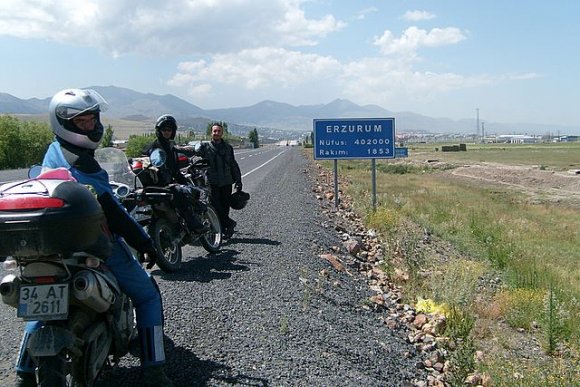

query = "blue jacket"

[42,140,152,253]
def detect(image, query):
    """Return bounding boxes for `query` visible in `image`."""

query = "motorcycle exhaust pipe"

[73,270,116,313]
[0,274,20,308]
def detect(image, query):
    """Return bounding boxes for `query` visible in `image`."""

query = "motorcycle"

[95,147,222,273]
[0,167,136,387]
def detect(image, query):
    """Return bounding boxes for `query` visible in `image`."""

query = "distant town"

[397,132,579,144]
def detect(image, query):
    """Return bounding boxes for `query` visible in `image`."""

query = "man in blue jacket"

[14,88,172,387]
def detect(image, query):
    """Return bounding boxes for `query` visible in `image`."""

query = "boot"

[223,219,237,239]
[15,372,37,387]
[138,325,170,386]
[141,365,173,387]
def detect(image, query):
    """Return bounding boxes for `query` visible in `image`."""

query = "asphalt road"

[0,146,424,386]
[0,168,29,185]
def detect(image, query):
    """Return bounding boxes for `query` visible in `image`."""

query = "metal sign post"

[313,118,395,209]
[334,160,339,207]
[371,158,376,211]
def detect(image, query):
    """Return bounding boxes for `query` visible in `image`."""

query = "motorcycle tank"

[0,179,109,257]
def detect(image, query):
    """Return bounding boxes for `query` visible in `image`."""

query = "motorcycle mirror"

[150,149,167,168]
[28,165,42,179]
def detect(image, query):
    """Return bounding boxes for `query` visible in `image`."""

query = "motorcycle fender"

[27,325,83,357]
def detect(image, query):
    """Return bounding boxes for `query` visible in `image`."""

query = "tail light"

[33,276,57,284]
[0,195,65,210]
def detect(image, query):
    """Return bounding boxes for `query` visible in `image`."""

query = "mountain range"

[1,85,577,136]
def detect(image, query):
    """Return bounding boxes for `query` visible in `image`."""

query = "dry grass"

[308,141,580,385]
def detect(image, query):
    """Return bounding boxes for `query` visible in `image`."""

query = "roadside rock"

[309,164,456,386]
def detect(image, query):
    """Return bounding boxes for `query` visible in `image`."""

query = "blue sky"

[1,0,579,128]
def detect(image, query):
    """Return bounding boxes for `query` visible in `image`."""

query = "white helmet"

[49,89,109,149]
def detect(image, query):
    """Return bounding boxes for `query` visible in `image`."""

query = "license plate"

[17,284,69,321]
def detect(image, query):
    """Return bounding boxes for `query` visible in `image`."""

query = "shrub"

[430,260,486,308]
[125,133,156,158]
[495,288,545,331]
[0,116,53,169]
[376,162,425,175]
[366,207,399,233]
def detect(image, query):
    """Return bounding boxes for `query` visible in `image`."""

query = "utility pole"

[476,108,480,143]
[481,121,485,142]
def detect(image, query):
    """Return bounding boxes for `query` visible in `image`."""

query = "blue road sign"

[395,147,408,158]
[313,118,395,159]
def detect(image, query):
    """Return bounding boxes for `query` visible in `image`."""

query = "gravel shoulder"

[0,148,424,386]
[148,147,424,386]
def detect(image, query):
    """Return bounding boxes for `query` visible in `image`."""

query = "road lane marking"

[236,147,285,160]
[241,150,286,178]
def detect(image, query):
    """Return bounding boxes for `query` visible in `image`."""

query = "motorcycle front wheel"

[200,205,222,253]
[150,218,183,272]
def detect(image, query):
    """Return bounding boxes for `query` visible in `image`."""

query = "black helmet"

[230,190,250,210]
[155,114,177,140]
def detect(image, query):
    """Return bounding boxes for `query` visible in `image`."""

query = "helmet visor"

[55,89,109,120]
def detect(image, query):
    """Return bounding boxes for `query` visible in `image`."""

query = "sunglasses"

[160,127,173,132]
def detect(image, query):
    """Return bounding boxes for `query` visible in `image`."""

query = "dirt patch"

[440,162,580,209]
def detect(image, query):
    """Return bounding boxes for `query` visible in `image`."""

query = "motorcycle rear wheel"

[150,218,183,272]
[36,354,69,387]
[200,205,222,253]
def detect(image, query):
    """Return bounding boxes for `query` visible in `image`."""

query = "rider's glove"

[234,181,242,192]
[140,241,162,270]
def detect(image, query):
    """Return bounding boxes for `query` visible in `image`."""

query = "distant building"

[112,140,128,148]
[495,134,539,144]
[558,135,579,142]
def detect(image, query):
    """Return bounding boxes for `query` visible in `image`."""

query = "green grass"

[407,142,580,171]
[309,141,580,383]
[481,355,579,387]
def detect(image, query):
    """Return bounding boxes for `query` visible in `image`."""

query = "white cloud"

[355,7,378,20]
[373,26,467,56]
[161,14,509,111]
[0,0,345,55]
[508,72,541,81]
[0,0,99,41]
[340,57,492,106]
[169,47,342,94]
[169,42,494,109]
[0,0,540,120]
[402,10,436,22]
[275,4,346,46]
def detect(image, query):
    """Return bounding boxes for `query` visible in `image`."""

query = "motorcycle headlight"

[114,184,130,198]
